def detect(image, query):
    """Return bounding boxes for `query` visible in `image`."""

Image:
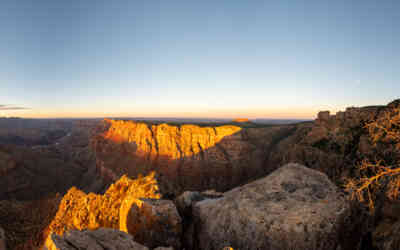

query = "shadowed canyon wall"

[91,119,297,196]
[91,100,400,197]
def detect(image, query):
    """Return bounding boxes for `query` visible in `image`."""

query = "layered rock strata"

[90,100,400,197]
[91,119,296,195]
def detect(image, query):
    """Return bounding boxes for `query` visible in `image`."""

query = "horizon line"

[0,115,314,120]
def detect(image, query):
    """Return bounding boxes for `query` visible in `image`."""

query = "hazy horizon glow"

[5,105,351,119]
[1,1,399,119]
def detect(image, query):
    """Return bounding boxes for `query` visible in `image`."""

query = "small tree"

[345,107,400,213]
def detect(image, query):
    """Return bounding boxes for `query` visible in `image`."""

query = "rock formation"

[91,119,296,195]
[180,163,366,250]
[90,100,399,198]
[268,101,400,183]
[121,199,181,249]
[45,172,182,249]
[44,228,149,250]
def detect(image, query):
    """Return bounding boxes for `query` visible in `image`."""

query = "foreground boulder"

[44,228,149,250]
[0,227,6,250]
[185,163,366,250]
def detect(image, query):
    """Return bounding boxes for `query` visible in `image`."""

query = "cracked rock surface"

[184,163,366,250]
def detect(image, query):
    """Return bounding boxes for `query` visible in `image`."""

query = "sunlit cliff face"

[92,119,254,194]
[44,173,162,249]
[102,119,242,160]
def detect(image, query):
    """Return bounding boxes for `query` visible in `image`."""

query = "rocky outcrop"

[45,173,182,249]
[182,163,366,250]
[44,228,149,250]
[268,101,400,183]
[46,173,160,235]
[91,119,296,195]
[0,227,6,250]
[121,198,181,249]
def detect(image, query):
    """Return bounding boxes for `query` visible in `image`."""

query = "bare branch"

[345,107,400,213]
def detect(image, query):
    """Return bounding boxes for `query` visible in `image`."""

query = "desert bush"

[345,107,400,212]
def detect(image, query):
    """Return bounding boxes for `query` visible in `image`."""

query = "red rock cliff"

[90,119,294,195]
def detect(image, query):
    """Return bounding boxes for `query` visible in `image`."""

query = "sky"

[0,0,399,119]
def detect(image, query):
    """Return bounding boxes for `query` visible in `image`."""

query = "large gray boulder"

[185,163,366,250]
[0,227,6,250]
[44,228,149,250]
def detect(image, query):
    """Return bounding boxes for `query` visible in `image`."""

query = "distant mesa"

[232,118,250,123]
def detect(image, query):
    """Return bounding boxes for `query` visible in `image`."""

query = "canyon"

[0,99,399,249]
[91,118,295,196]
[91,100,400,196]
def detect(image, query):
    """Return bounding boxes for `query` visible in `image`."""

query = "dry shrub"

[366,107,400,149]
[345,107,400,213]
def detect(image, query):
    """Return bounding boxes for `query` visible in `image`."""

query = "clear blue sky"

[1,0,399,118]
